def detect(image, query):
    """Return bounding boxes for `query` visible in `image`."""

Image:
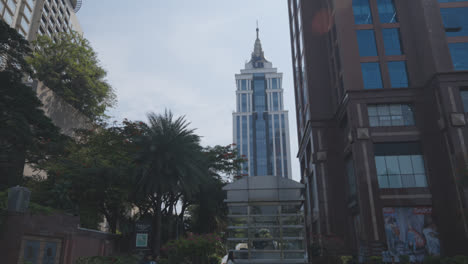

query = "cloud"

[77,0,301,181]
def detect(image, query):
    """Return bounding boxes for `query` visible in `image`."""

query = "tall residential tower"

[233,27,292,179]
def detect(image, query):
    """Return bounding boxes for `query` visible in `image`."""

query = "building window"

[0,1,4,13]
[374,142,428,188]
[440,8,468,37]
[4,10,13,25]
[272,78,278,89]
[6,0,16,12]
[383,28,403,55]
[356,30,378,57]
[377,0,398,23]
[20,16,30,33]
[461,90,468,112]
[241,80,247,91]
[388,61,409,88]
[361,62,383,89]
[439,0,468,2]
[353,0,373,24]
[449,42,468,70]
[23,5,32,21]
[368,104,415,127]
[43,5,49,16]
[346,158,357,198]
[26,0,34,9]
[241,93,248,112]
[273,92,280,111]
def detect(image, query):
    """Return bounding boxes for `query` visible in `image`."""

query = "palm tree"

[134,110,205,256]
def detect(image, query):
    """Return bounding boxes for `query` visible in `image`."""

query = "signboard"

[136,233,148,248]
[383,207,440,262]
[134,220,152,250]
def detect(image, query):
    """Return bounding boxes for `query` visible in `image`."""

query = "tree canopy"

[27,31,116,120]
[0,20,64,190]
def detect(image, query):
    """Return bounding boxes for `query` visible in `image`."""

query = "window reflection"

[368,104,415,127]
[229,206,248,215]
[346,158,357,197]
[241,79,247,90]
[460,90,468,112]
[226,203,305,260]
[361,62,383,89]
[383,28,403,55]
[441,8,468,37]
[374,142,428,188]
[251,205,278,215]
[377,0,398,23]
[356,30,378,57]
[388,61,409,88]
[449,42,468,70]
[353,0,373,24]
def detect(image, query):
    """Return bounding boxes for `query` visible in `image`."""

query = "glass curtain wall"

[227,203,305,261]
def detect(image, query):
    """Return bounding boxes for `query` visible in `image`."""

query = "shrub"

[369,255,383,264]
[400,255,410,264]
[161,233,225,264]
[424,256,442,264]
[341,256,353,264]
[74,255,139,264]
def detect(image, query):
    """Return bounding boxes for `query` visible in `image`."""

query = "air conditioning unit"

[7,186,31,213]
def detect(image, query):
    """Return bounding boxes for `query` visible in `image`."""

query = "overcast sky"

[77,0,300,181]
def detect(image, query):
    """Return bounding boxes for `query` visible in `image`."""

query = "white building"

[0,0,83,41]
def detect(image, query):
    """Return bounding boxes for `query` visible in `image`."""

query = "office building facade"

[289,0,468,260]
[233,27,293,179]
[0,0,82,41]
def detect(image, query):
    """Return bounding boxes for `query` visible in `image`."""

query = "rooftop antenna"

[256,20,259,39]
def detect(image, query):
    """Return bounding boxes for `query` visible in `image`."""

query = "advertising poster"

[383,207,440,262]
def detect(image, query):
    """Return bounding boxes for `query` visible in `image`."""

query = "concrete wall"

[23,81,92,178]
[0,212,118,264]
[33,80,92,137]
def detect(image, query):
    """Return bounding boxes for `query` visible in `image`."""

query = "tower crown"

[247,25,270,69]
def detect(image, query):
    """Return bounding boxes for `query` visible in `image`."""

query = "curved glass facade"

[227,203,305,261]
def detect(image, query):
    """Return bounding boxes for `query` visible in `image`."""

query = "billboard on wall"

[383,207,440,262]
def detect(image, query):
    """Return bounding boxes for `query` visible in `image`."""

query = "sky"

[77,0,300,181]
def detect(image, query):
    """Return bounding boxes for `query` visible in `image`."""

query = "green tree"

[27,31,116,120]
[185,145,244,234]
[32,120,143,232]
[134,110,206,257]
[0,20,64,190]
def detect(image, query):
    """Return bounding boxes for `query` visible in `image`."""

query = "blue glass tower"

[233,27,292,179]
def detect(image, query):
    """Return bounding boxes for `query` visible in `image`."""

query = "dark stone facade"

[288,0,468,260]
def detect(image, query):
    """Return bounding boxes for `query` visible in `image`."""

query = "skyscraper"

[233,27,292,179]
[0,0,83,41]
[289,0,468,260]
[224,27,306,263]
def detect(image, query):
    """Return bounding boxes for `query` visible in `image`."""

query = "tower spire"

[256,20,259,39]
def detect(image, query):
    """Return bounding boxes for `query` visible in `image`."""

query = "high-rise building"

[0,0,82,41]
[289,0,468,260]
[223,27,306,263]
[233,27,293,179]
